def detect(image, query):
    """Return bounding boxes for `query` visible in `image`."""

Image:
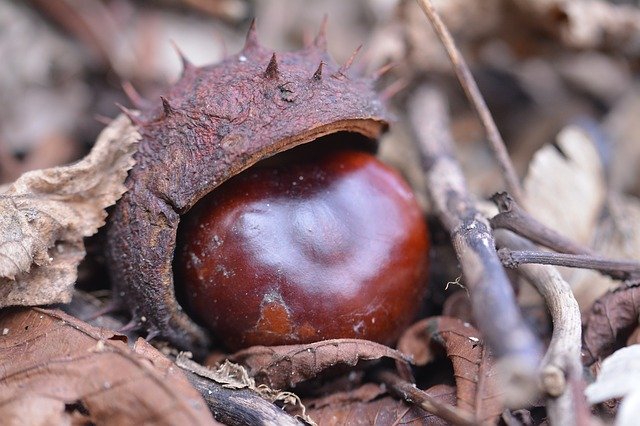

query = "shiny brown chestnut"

[175,145,429,350]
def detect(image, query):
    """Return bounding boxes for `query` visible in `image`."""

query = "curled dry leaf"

[397,316,503,423]
[0,307,216,425]
[306,383,455,426]
[0,115,139,308]
[582,283,640,366]
[227,339,412,390]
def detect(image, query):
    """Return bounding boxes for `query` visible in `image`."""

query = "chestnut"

[175,145,429,350]
[106,22,408,353]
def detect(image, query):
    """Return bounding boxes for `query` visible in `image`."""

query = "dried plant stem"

[373,370,475,426]
[409,86,541,406]
[490,192,594,256]
[178,357,304,426]
[414,0,524,203]
[498,248,640,281]
[495,231,590,426]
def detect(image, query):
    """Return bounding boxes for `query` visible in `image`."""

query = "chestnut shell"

[106,23,390,353]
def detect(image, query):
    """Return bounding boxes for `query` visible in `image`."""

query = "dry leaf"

[570,194,640,314]
[522,125,611,311]
[228,339,412,390]
[606,88,640,195]
[0,307,216,425]
[582,284,640,366]
[0,115,138,308]
[306,383,387,410]
[523,125,605,245]
[307,383,455,426]
[585,344,640,426]
[513,0,640,54]
[397,317,503,423]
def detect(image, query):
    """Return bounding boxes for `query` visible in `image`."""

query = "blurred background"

[1,0,639,201]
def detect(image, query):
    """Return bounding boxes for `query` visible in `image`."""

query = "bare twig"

[414,0,523,203]
[177,356,306,426]
[409,86,541,406]
[498,248,640,281]
[495,231,590,426]
[373,370,475,426]
[490,192,594,256]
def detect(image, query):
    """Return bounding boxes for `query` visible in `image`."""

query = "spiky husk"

[106,21,389,353]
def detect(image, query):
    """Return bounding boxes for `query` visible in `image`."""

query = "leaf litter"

[0,115,138,308]
[2,0,640,424]
[0,307,216,425]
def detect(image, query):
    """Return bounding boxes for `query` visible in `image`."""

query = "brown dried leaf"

[0,115,138,307]
[307,383,455,426]
[228,339,412,389]
[582,284,640,366]
[397,317,503,423]
[0,307,216,425]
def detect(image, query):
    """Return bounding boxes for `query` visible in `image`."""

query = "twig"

[178,357,305,426]
[373,370,475,426]
[494,231,590,426]
[414,0,524,203]
[498,248,640,281]
[408,86,541,406]
[490,192,594,256]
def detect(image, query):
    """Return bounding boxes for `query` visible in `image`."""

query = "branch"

[372,370,475,426]
[490,192,594,256]
[498,248,640,281]
[178,357,305,426]
[494,230,591,425]
[408,86,541,406]
[414,0,523,203]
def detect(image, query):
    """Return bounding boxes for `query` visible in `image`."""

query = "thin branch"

[490,192,594,256]
[414,0,524,203]
[498,248,640,281]
[494,231,591,425]
[409,86,541,406]
[178,357,305,426]
[373,370,475,426]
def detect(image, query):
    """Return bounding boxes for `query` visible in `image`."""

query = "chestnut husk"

[105,22,390,353]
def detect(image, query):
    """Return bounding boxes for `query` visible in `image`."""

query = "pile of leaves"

[2,0,640,424]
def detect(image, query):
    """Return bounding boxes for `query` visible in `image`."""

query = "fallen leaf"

[523,125,605,246]
[0,307,216,425]
[582,284,640,366]
[606,87,640,195]
[227,339,412,390]
[397,317,503,423]
[571,194,640,313]
[0,115,138,308]
[513,0,640,54]
[522,125,612,312]
[306,383,388,410]
[585,344,640,426]
[306,383,455,426]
